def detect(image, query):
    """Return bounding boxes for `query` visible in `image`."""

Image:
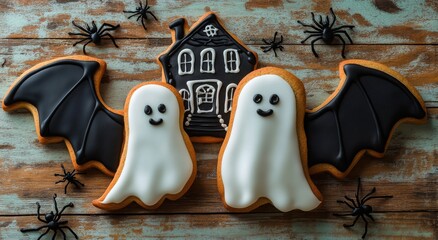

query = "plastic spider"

[333,178,393,239]
[55,164,85,194]
[68,20,120,54]
[261,32,284,57]
[297,8,355,58]
[20,194,78,240]
[124,0,158,31]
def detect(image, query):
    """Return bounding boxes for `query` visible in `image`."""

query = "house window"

[200,48,215,73]
[179,89,191,112]
[223,49,240,73]
[224,84,237,113]
[178,49,194,75]
[196,84,215,113]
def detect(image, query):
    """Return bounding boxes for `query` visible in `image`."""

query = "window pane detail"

[178,49,194,75]
[223,49,240,73]
[200,48,215,73]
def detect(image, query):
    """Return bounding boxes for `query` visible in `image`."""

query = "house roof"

[158,12,258,84]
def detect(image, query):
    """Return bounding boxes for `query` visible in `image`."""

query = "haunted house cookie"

[217,67,322,212]
[2,56,124,176]
[158,12,258,142]
[93,82,196,210]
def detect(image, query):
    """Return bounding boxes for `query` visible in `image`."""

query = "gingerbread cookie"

[217,67,322,212]
[2,56,124,176]
[158,12,258,143]
[93,82,196,210]
[306,60,427,179]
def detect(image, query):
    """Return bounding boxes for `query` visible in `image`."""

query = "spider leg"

[279,34,283,44]
[279,45,284,51]
[304,30,320,34]
[59,228,67,240]
[343,215,360,228]
[57,203,74,220]
[318,15,323,26]
[325,15,330,26]
[35,202,46,223]
[137,15,143,22]
[310,37,322,58]
[334,34,347,58]
[361,215,369,239]
[365,212,375,222]
[53,194,59,216]
[98,23,120,34]
[123,10,138,13]
[74,179,85,187]
[273,48,278,57]
[262,39,270,45]
[273,31,278,41]
[101,33,119,48]
[61,164,66,175]
[37,228,50,240]
[61,226,79,239]
[64,181,70,194]
[362,195,393,204]
[82,40,93,55]
[127,13,141,19]
[21,225,47,232]
[55,179,66,184]
[337,200,354,209]
[310,12,323,28]
[300,34,321,44]
[334,30,354,44]
[71,21,90,34]
[72,37,91,46]
[297,21,321,31]
[332,25,355,31]
[261,46,272,52]
[141,18,148,30]
[344,196,358,208]
[147,11,158,21]
[333,212,355,217]
[51,230,57,240]
[329,8,337,28]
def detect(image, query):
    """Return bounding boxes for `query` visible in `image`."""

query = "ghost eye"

[144,105,152,115]
[158,104,166,113]
[270,94,280,105]
[253,94,263,104]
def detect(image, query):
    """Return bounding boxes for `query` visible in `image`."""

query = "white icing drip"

[102,84,194,206]
[220,74,320,212]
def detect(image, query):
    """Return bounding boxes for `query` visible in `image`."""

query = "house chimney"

[169,18,185,41]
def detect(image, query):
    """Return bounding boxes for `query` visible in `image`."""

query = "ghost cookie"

[217,67,322,212]
[93,82,196,210]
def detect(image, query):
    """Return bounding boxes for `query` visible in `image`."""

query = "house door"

[196,84,216,113]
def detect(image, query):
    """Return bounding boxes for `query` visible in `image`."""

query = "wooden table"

[1,0,436,239]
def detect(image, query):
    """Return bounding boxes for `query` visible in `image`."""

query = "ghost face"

[144,103,166,125]
[253,93,280,117]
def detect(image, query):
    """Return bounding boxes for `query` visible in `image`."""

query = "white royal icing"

[220,74,320,212]
[102,84,194,206]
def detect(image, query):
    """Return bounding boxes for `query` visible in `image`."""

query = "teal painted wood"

[0,0,437,44]
[1,213,436,239]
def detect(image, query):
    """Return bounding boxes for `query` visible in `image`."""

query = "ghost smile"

[257,109,273,117]
[149,118,163,125]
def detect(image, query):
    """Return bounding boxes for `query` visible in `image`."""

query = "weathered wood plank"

[1,212,436,239]
[0,0,437,44]
[0,40,436,109]
[0,109,435,215]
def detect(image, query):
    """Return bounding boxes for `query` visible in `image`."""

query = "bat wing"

[305,60,426,178]
[2,56,124,176]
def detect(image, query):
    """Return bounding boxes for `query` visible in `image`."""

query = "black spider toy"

[68,20,120,54]
[20,194,78,239]
[261,32,284,57]
[55,164,85,194]
[124,0,158,31]
[297,8,354,58]
[333,178,393,239]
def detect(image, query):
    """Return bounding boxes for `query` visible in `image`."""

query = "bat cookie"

[306,60,427,179]
[2,56,124,176]
[217,67,322,212]
[93,82,196,210]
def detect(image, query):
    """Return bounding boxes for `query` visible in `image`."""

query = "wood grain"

[0,0,436,238]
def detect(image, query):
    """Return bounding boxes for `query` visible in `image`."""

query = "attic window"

[223,49,240,73]
[200,48,215,74]
[178,49,194,75]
